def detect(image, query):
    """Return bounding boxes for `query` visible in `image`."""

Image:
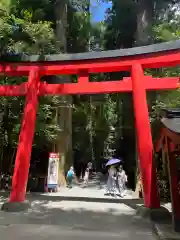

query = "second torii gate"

[0,40,180,213]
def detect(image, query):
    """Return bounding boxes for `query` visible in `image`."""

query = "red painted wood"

[167,137,180,224]
[154,128,166,152]
[9,68,40,202]
[145,77,179,90]
[0,83,27,96]
[39,80,132,95]
[0,51,180,76]
[0,77,177,96]
[78,71,89,84]
[166,129,180,145]
[155,128,180,153]
[39,77,179,95]
[131,63,160,208]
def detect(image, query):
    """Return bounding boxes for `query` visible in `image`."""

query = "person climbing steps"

[66,166,74,188]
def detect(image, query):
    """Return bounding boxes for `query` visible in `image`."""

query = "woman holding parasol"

[105,158,121,195]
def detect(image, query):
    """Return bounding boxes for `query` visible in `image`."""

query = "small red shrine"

[155,109,180,230]
[0,40,180,224]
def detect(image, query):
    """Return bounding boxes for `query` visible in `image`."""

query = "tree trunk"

[54,0,72,186]
[136,0,154,46]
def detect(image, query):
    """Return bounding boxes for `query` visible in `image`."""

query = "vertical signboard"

[47,153,59,189]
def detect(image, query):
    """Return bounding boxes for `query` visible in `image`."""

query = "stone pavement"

[0,178,178,240]
[155,224,180,240]
[43,184,135,200]
[0,195,158,240]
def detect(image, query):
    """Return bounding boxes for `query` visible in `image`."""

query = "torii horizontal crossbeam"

[0,50,180,76]
[1,40,180,76]
[0,76,178,96]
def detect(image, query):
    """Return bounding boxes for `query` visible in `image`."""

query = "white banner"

[47,153,59,188]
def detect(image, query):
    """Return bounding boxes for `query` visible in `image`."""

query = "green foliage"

[150,12,180,122]
[153,14,180,42]
[0,1,62,172]
[72,93,117,165]
[67,9,91,52]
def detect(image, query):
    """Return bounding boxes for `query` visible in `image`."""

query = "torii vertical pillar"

[2,68,40,211]
[131,63,160,209]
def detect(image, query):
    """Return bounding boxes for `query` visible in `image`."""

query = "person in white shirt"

[83,167,89,186]
[117,165,127,197]
[87,161,92,169]
[87,161,93,179]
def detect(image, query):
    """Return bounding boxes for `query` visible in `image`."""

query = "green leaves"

[0,0,62,154]
[150,11,180,124]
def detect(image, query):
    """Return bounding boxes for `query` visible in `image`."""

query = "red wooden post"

[78,70,89,84]
[167,137,180,231]
[9,68,40,202]
[131,63,160,208]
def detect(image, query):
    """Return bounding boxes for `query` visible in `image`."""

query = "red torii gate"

[1,40,180,212]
